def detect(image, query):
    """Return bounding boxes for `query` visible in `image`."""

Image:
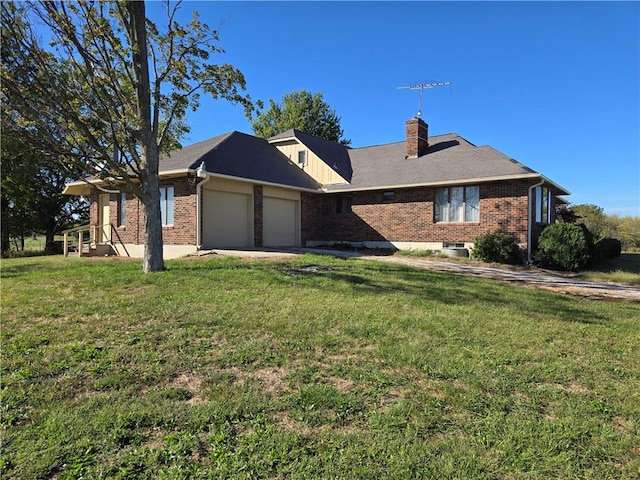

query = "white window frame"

[535,186,551,224]
[297,150,307,166]
[435,186,480,223]
[159,186,174,226]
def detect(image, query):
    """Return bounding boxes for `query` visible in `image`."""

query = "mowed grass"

[577,253,640,286]
[1,255,639,479]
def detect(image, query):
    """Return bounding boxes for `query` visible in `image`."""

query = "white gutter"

[527,178,545,264]
[203,171,320,194]
[322,173,545,193]
[195,162,211,249]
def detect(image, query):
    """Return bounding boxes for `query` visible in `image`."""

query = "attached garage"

[202,180,253,248]
[263,187,300,247]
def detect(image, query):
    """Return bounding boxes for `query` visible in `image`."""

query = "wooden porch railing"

[62,224,113,257]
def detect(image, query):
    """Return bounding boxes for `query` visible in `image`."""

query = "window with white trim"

[160,186,174,226]
[118,192,126,227]
[435,186,479,223]
[535,186,551,223]
[297,150,307,166]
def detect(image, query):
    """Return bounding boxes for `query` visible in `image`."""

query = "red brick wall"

[301,192,323,245]
[161,177,197,245]
[86,176,559,252]
[254,185,263,247]
[310,180,536,247]
[90,176,198,246]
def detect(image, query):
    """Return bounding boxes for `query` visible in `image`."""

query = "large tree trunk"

[1,196,10,256]
[128,1,164,272]
[141,150,164,273]
[44,230,56,253]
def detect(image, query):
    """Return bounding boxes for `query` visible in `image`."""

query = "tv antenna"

[397,81,452,117]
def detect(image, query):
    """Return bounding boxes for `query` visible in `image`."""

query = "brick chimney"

[405,117,429,159]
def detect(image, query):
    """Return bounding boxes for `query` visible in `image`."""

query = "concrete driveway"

[302,248,640,301]
[189,248,302,259]
[360,255,640,301]
[188,247,640,301]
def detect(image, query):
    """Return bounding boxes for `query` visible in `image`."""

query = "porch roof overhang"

[62,179,103,196]
[63,168,323,197]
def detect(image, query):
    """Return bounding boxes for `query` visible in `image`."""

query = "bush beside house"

[593,237,622,263]
[471,231,522,264]
[536,223,594,271]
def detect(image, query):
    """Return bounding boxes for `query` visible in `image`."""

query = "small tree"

[555,204,580,224]
[571,204,610,239]
[248,90,351,146]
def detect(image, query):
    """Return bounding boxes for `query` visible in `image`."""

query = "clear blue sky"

[149,1,639,216]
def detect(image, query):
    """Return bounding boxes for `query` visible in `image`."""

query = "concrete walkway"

[189,248,640,301]
[364,255,640,301]
[303,249,640,301]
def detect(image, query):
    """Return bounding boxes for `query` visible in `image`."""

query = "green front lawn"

[577,253,640,286]
[1,255,639,479]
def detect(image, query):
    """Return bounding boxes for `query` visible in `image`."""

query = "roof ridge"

[351,132,459,151]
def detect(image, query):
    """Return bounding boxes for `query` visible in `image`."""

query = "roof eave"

[268,135,298,144]
[322,173,569,194]
[62,179,102,196]
[202,171,320,193]
[539,175,571,196]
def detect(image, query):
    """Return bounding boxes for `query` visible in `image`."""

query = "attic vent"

[383,191,395,202]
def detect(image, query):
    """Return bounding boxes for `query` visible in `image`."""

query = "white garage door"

[263,197,298,247]
[202,189,251,248]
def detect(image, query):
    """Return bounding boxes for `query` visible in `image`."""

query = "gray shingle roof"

[323,133,539,192]
[160,131,320,190]
[157,128,564,195]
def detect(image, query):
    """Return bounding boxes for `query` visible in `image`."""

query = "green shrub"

[471,231,522,264]
[593,237,622,264]
[536,223,593,271]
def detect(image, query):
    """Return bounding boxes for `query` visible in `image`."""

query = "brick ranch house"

[63,117,569,260]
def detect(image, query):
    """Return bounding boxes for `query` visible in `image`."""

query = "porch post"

[63,232,69,257]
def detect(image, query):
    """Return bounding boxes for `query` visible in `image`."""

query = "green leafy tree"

[614,215,640,249]
[248,90,351,146]
[555,204,580,224]
[561,203,639,250]
[571,204,609,239]
[1,132,88,256]
[1,1,253,272]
